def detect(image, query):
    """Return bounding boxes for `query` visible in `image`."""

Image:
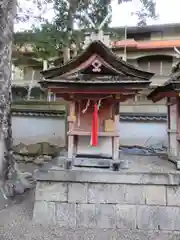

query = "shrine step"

[74,157,111,168]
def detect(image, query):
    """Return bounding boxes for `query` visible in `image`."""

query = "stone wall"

[33,169,180,239]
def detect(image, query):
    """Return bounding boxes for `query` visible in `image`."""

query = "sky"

[15,0,180,31]
[111,0,180,26]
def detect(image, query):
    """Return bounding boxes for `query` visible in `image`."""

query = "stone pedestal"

[33,167,180,239]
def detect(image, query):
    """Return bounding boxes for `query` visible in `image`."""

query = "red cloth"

[91,103,98,146]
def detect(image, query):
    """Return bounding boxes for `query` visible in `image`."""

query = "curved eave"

[41,41,154,80]
[147,81,180,102]
[38,80,151,91]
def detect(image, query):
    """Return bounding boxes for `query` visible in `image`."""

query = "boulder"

[13,153,24,162]
[19,147,29,155]
[26,143,42,156]
[43,155,52,161]
[34,156,44,165]
[12,142,61,158]
[41,142,59,156]
[13,143,26,154]
[24,156,34,162]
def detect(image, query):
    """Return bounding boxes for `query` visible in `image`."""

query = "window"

[134,95,147,102]
[151,31,163,40]
[127,32,151,41]
[137,55,173,76]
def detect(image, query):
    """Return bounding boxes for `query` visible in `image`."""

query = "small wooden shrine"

[148,64,180,164]
[39,40,153,167]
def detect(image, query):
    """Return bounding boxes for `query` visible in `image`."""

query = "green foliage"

[14,0,157,62]
[133,0,157,26]
[74,0,112,31]
[31,23,63,60]
[13,31,35,46]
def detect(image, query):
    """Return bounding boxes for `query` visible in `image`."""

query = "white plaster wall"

[12,116,65,146]
[11,116,167,149]
[119,122,167,147]
[23,68,41,81]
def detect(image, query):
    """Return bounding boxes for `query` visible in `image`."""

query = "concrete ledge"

[35,168,180,186]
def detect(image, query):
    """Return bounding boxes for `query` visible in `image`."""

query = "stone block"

[68,183,88,203]
[145,185,166,205]
[124,185,146,204]
[154,206,180,231]
[36,169,180,186]
[115,205,136,229]
[33,201,56,224]
[56,203,76,228]
[88,184,145,204]
[137,206,160,230]
[35,182,67,202]
[167,186,180,206]
[76,204,97,228]
[96,204,116,229]
[137,206,180,231]
[88,184,124,204]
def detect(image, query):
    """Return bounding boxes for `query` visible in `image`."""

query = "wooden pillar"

[112,101,120,160]
[67,101,75,159]
[176,96,180,139]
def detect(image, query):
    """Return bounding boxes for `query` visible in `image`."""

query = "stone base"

[33,167,180,237]
[74,157,111,168]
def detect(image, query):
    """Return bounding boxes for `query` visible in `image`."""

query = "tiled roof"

[11,109,64,117]
[11,109,167,122]
[40,40,153,82]
[112,39,180,50]
[12,111,63,117]
[120,113,167,122]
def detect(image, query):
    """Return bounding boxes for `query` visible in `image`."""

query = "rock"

[43,155,52,161]
[14,180,25,194]
[34,156,44,165]
[12,142,60,157]
[19,147,29,155]
[24,156,34,162]
[13,142,26,154]
[41,142,58,156]
[13,153,24,162]
[26,143,42,156]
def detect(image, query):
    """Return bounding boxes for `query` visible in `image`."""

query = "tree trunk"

[43,60,48,70]
[0,0,16,179]
[63,2,74,150]
[63,47,70,64]
[27,70,35,100]
[0,0,34,198]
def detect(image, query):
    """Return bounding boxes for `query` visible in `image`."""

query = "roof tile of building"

[112,39,180,50]
[11,109,167,122]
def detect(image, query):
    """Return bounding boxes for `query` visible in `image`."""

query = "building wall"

[12,116,66,146]
[115,49,178,60]
[151,30,180,40]
[120,99,167,114]
[119,121,167,147]
[23,67,41,81]
[11,116,167,148]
